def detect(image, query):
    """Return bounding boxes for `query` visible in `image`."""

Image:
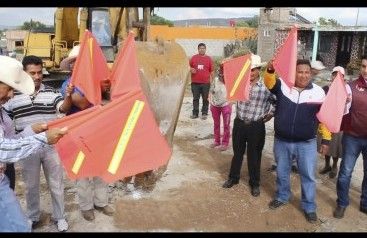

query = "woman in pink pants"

[209,64,232,151]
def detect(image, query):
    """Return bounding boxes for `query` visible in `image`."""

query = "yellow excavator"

[23,7,190,189]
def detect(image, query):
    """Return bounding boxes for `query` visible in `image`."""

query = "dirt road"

[16,94,367,232]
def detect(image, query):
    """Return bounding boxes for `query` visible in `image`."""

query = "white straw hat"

[60,45,80,71]
[250,54,266,69]
[0,56,34,95]
[311,60,326,70]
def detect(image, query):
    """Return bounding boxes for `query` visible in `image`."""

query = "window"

[263,30,270,37]
[91,10,112,46]
[15,41,23,47]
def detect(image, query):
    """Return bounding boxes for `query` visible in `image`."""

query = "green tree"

[317,17,341,26]
[245,15,259,28]
[150,14,174,27]
[236,20,249,27]
[19,20,47,30]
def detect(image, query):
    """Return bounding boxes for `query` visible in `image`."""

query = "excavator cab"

[87,8,115,62]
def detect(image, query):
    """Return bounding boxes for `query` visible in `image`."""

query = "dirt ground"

[15,92,367,232]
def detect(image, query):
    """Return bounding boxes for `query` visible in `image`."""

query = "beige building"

[5,30,27,52]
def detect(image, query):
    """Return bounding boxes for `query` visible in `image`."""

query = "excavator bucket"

[136,40,189,146]
[134,40,190,187]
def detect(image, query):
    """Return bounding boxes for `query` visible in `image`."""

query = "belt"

[237,117,263,125]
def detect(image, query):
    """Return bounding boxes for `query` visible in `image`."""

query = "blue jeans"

[274,137,317,213]
[0,176,31,232]
[336,134,367,208]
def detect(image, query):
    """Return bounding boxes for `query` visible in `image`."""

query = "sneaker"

[210,142,220,148]
[218,145,228,151]
[304,211,318,223]
[56,219,69,232]
[31,220,41,229]
[333,205,346,219]
[190,114,198,119]
[81,209,95,221]
[94,205,114,216]
[201,114,208,120]
[268,199,287,210]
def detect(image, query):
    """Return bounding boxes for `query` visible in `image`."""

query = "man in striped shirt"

[0,55,68,232]
[222,54,276,198]
[3,55,73,232]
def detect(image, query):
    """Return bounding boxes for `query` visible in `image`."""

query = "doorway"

[336,32,353,68]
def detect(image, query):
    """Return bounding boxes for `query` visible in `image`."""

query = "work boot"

[251,186,260,197]
[291,165,298,174]
[329,167,338,179]
[304,211,318,223]
[267,164,277,172]
[190,114,198,119]
[222,179,239,188]
[94,205,114,216]
[268,199,287,210]
[333,205,346,219]
[201,114,208,120]
[81,209,95,221]
[319,166,332,175]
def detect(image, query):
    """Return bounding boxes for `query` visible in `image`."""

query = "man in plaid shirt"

[222,54,276,198]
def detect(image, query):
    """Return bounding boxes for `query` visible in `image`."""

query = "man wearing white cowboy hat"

[3,55,73,232]
[222,54,276,199]
[0,56,68,232]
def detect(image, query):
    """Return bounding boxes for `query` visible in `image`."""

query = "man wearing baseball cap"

[318,66,346,179]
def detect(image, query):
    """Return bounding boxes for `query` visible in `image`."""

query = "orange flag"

[316,72,347,133]
[273,26,298,89]
[110,32,141,99]
[48,106,103,179]
[68,90,171,182]
[48,31,172,182]
[223,54,252,101]
[49,90,171,182]
[71,30,109,106]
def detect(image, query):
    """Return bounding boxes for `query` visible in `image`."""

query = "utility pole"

[355,8,360,26]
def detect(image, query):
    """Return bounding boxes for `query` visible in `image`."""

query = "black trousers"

[5,163,15,190]
[191,83,210,116]
[228,118,265,187]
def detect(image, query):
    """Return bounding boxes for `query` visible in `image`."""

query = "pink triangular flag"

[273,26,298,89]
[316,72,348,133]
[223,54,251,101]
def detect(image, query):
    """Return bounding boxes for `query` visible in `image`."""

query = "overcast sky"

[0,8,366,27]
